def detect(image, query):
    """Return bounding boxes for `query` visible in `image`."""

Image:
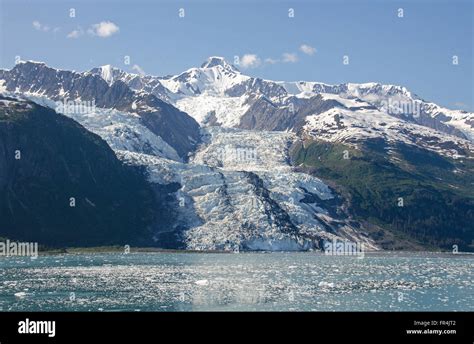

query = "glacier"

[119,127,378,251]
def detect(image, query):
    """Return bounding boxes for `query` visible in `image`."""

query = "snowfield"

[174,94,250,127]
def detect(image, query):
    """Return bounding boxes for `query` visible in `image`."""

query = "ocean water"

[0,252,472,311]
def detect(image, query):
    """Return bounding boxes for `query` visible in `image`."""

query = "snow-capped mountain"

[88,56,473,146]
[302,105,473,159]
[89,64,173,102]
[161,56,247,96]
[1,57,473,251]
[0,61,200,158]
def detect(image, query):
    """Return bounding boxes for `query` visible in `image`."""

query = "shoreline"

[31,247,474,256]
[37,246,232,255]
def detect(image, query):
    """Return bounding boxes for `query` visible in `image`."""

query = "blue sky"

[0,0,472,110]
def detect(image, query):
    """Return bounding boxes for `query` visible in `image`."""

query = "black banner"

[0,312,472,343]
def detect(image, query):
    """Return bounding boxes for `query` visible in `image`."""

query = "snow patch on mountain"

[319,93,373,109]
[160,61,249,97]
[7,93,181,161]
[277,81,321,94]
[421,102,474,142]
[98,65,115,85]
[303,107,474,159]
[174,94,250,127]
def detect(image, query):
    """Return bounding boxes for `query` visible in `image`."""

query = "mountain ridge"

[62,56,472,142]
[5,58,471,138]
[0,58,473,251]
[0,61,201,158]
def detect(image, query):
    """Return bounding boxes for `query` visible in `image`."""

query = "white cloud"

[264,58,278,65]
[87,21,120,38]
[238,51,300,69]
[300,44,316,56]
[32,21,41,30]
[282,53,298,63]
[32,20,50,32]
[132,64,146,75]
[67,27,84,39]
[240,54,261,69]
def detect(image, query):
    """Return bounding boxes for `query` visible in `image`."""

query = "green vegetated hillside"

[0,97,171,247]
[291,138,474,251]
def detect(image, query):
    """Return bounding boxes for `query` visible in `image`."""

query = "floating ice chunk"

[195,279,209,286]
[318,281,335,288]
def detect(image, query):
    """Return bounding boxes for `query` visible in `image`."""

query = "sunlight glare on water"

[0,252,472,311]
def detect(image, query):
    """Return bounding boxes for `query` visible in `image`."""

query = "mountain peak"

[12,60,49,70]
[17,60,47,66]
[200,56,239,72]
[89,64,124,85]
[11,60,60,73]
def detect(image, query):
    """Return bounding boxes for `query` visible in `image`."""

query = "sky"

[0,0,472,110]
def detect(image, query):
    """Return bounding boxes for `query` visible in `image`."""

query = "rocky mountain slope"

[0,96,172,247]
[0,61,200,158]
